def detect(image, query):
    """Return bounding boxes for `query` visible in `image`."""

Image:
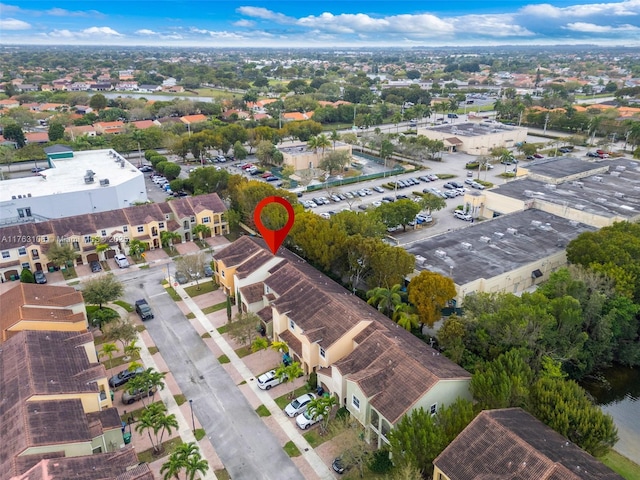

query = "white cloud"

[46,8,103,18]
[564,21,640,32]
[189,27,245,39]
[521,0,640,18]
[0,17,30,30]
[233,19,255,28]
[236,6,296,24]
[136,29,158,35]
[47,26,123,39]
[452,14,534,37]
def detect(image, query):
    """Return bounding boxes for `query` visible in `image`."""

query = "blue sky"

[1,1,640,47]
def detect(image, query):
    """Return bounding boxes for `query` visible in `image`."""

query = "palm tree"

[160,442,208,480]
[135,402,179,454]
[330,130,340,150]
[307,395,338,434]
[192,224,211,241]
[275,361,304,399]
[161,231,182,250]
[127,368,166,408]
[131,128,145,167]
[366,285,403,318]
[184,445,209,480]
[448,98,459,116]
[307,135,319,153]
[123,340,141,361]
[99,343,118,371]
[160,451,184,480]
[392,304,420,331]
[315,133,331,159]
[391,112,402,133]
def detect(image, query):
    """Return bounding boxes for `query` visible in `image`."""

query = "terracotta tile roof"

[236,250,274,279]
[434,408,624,480]
[26,399,92,446]
[239,282,264,304]
[256,305,273,324]
[130,120,155,129]
[180,114,207,124]
[0,284,86,339]
[12,445,153,480]
[279,330,302,357]
[188,193,226,214]
[123,202,166,226]
[25,132,49,143]
[214,235,263,267]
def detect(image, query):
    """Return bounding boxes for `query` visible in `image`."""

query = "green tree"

[329,415,370,478]
[392,303,420,331]
[91,237,110,261]
[89,307,120,330]
[367,243,414,289]
[289,211,347,271]
[275,361,304,399]
[135,402,179,454]
[306,394,338,433]
[379,139,394,162]
[124,340,141,361]
[20,268,35,283]
[82,274,124,309]
[126,367,166,408]
[99,343,118,371]
[376,199,421,232]
[408,271,457,326]
[3,123,26,147]
[470,349,535,410]
[162,442,209,480]
[104,319,138,353]
[227,311,261,347]
[319,149,350,176]
[233,140,248,160]
[419,193,446,215]
[48,122,65,142]
[366,284,403,318]
[160,231,181,250]
[128,239,146,259]
[192,224,211,240]
[529,377,618,457]
[0,145,16,172]
[89,93,108,111]
[436,316,466,364]
[163,163,182,180]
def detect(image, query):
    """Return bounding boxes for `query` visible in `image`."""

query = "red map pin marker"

[253,196,295,255]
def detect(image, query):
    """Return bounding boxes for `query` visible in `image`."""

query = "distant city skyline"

[1,1,640,47]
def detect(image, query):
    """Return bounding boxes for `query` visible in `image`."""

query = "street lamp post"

[189,399,196,433]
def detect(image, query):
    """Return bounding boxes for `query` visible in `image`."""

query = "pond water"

[582,366,640,461]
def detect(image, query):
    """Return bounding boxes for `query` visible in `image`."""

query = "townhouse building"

[0,192,227,281]
[213,236,471,447]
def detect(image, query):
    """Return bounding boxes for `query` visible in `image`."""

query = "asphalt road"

[119,266,304,480]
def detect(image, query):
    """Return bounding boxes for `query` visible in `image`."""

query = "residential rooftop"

[434,408,624,480]
[405,209,596,286]
[1,149,145,203]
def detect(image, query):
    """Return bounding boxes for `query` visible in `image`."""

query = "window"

[72,241,80,251]
[319,347,326,359]
[220,270,225,278]
[100,229,106,236]
[159,222,165,228]
[25,208,31,217]
[289,319,295,331]
[1,251,9,259]
[84,235,92,244]
[18,247,26,255]
[202,216,211,224]
[352,395,360,410]
[430,403,437,415]
[165,214,170,220]
[137,226,144,233]
[17,209,24,218]
[190,216,196,223]
[21,262,30,270]
[123,225,128,232]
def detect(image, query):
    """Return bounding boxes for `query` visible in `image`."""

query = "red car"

[533,153,544,158]
[261,172,272,178]
[241,164,253,170]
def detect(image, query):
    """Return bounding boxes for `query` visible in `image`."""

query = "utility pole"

[624,130,631,151]
[543,113,549,135]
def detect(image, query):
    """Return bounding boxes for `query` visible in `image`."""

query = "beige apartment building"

[279,142,352,171]
[417,121,527,155]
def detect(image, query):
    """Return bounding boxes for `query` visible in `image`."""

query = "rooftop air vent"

[415,255,427,266]
[544,184,556,190]
[461,242,472,250]
[84,175,94,184]
[434,249,447,259]
[592,176,603,182]
[573,181,584,188]
[574,204,585,210]
[479,236,491,243]
[494,232,505,238]
[615,165,627,172]
[99,178,110,186]
[506,228,518,235]
[120,160,125,167]
[531,220,542,227]
[611,171,621,177]
[614,192,625,198]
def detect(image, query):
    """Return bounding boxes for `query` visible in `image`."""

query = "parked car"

[175,272,188,284]
[454,210,473,221]
[257,369,284,390]
[526,155,535,160]
[114,253,129,268]
[284,393,316,417]
[31,167,45,173]
[204,264,214,277]
[108,366,145,388]
[139,165,153,172]
[90,260,102,273]
[332,457,348,474]
[122,386,157,405]
[135,299,154,320]
[586,151,599,157]
[34,270,47,284]
[533,153,544,158]
[296,409,323,429]
[470,182,485,190]
[373,186,385,193]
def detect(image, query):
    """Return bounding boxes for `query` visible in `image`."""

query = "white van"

[454,210,472,221]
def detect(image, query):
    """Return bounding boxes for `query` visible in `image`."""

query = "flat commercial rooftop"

[425,121,524,137]
[524,155,607,179]
[280,141,349,156]
[1,149,144,202]
[496,158,640,220]
[406,209,596,286]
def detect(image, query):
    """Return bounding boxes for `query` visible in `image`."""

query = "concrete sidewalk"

[172,280,335,480]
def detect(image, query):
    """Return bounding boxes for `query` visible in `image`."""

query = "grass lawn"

[194,428,206,441]
[283,440,301,457]
[217,324,229,334]
[62,267,77,280]
[174,394,187,406]
[255,405,271,417]
[147,346,159,355]
[120,401,163,423]
[186,312,195,319]
[274,385,313,410]
[113,300,134,312]
[184,281,218,297]
[135,325,146,332]
[218,354,230,364]
[214,469,231,480]
[201,301,227,314]
[162,246,181,257]
[107,352,141,369]
[602,451,640,480]
[201,332,211,339]
[136,437,184,464]
[235,346,252,358]
[193,88,243,99]
[166,286,181,301]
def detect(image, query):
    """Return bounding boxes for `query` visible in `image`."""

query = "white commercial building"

[0,147,147,226]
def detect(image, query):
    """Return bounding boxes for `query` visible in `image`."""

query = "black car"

[90,260,102,273]
[586,152,599,157]
[204,264,214,277]
[34,270,47,284]
[139,165,153,172]
[332,457,347,474]
[108,366,144,388]
[32,167,45,173]
[175,272,188,284]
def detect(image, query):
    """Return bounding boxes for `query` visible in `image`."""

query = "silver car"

[284,393,316,417]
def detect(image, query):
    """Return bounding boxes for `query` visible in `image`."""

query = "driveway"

[120,266,304,480]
